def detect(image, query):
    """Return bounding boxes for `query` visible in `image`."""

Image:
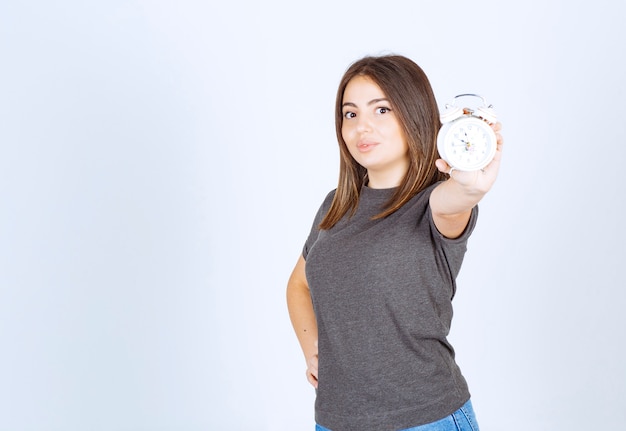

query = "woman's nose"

[356,115,371,133]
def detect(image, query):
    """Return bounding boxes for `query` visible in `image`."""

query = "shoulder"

[316,188,336,214]
[323,188,337,204]
[303,189,337,259]
[311,188,337,224]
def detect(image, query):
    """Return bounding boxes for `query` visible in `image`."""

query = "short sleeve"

[431,204,479,245]
[428,203,479,288]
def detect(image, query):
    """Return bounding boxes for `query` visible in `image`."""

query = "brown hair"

[319,55,446,230]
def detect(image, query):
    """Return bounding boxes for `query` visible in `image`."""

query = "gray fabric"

[303,182,478,431]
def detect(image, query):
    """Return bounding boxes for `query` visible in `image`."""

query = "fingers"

[435,158,450,174]
[306,369,318,388]
[306,354,319,388]
[492,121,504,146]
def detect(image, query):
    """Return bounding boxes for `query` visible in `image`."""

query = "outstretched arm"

[286,255,319,388]
[430,122,504,238]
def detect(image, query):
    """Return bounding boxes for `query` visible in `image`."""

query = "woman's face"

[341,75,409,187]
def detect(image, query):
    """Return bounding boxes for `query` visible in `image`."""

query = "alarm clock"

[436,94,497,171]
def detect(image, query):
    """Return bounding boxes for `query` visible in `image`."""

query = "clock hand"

[458,133,470,144]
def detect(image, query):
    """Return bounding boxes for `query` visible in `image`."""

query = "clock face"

[438,116,497,171]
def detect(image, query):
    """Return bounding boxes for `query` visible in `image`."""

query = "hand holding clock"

[430,119,503,238]
[434,94,503,194]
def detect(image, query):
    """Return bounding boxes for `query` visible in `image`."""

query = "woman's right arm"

[286,254,319,388]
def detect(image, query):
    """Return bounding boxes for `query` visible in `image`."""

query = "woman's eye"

[344,112,356,119]
[376,107,391,114]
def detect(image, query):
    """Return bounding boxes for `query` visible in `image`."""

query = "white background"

[1,1,625,430]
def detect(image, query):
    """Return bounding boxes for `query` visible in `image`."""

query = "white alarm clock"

[436,94,497,171]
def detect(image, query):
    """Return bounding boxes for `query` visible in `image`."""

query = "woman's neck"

[365,168,406,189]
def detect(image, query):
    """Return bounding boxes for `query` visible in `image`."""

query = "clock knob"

[440,105,463,124]
[475,106,497,124]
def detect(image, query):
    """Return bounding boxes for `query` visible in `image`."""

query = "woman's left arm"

[429,122,503,239]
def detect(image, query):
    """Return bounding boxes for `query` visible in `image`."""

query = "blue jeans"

[315,399,479,431]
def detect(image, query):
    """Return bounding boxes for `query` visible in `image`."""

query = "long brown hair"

[319,55,446,230]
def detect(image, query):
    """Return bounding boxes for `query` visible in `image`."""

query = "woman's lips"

[356,141,378,152]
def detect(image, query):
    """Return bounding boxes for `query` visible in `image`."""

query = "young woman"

[287,54,503,431]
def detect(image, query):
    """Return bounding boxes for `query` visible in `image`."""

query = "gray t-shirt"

[303,182,478,431]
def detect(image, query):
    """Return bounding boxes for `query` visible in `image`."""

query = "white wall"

[1,0,624,430]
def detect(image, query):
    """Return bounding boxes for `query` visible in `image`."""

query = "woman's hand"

[430,121,504,238]
[306,340,319,388]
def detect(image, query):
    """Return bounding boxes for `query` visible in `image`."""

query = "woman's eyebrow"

[367,98,389,105]
[342,98,389,108]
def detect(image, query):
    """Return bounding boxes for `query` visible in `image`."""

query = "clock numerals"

[439,116,496,171]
